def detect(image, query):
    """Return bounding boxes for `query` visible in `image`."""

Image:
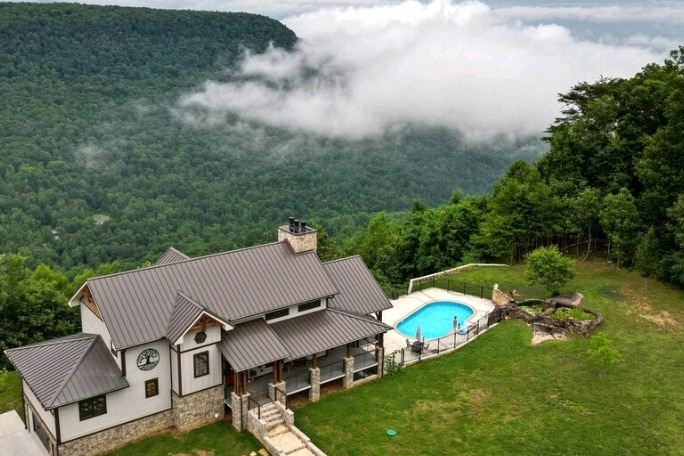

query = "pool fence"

[384,307,503,368]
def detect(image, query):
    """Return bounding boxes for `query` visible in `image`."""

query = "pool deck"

[382,288,495,353]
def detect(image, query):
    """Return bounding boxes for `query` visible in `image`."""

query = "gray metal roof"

[86,242,339,349]
[4,334,129,410]
[271,309,391,360]
[324,256,393,315]
[166,292,205,345]
[218,320,290,372]
[154,247,191,266]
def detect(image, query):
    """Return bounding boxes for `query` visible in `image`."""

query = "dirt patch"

[619,285,680,328]
[531,324,568,345]
[641,311,680,328]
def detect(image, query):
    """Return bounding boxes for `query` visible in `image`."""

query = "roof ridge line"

[46,335,99,409]
[88,241,284,282]
[5,333,93,353]
[322,254,361,265]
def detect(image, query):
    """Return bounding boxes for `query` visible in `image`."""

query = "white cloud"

[178,0,663,142]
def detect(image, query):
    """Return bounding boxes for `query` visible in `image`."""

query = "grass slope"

[294,261,684,455]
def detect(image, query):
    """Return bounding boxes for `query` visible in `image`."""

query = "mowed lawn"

[1,261,683,455]
[293,261,684,456]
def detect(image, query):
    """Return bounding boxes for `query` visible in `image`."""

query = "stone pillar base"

[309,367,320,402]
[376,347,385,377]
[343,357,354,389]
[269,381,286,402]
[231,392,250,431]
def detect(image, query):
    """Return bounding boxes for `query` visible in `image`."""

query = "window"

[79,395,107,421]
[298,300,320,312]
[194,331,207,344]
[145,378,159,398]
[194,351,209,378]
[264,308,289,321]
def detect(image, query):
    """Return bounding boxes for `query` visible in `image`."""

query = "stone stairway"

[258,403,319,456]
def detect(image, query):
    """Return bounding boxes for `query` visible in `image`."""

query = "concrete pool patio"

[382,287,496,356]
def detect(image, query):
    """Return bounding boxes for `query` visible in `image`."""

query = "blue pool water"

[397,301,474,339]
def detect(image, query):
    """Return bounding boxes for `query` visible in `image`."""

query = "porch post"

[343,356,354,389]
[376,346,385,377]
[309,367,320,402]
[230,391,250,432]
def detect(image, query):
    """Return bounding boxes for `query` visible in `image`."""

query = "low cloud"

[177,0,664,142]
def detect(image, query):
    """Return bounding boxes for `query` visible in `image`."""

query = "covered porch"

[218,308,390,427]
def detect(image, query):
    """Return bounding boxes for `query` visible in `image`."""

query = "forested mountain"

[0,3,541,276]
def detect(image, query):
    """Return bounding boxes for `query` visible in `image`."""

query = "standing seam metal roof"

[86,242,339,349]
[4,334,129,410]
[323,255,393,315]
[218,319,290,372]
[270,309,391,360]
[166,292,206,345]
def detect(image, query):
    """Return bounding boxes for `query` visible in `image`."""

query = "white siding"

[264,298,326,323]
[180,345,221,395]
[23,380,56,437]
[180,325,221,348]
[58,339,171,442]
[80,303,120,368]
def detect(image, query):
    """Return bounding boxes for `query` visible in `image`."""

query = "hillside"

[0,3,542,275]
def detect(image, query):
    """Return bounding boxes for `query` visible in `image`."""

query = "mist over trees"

[350,47,684,290]
[0,3,540,279]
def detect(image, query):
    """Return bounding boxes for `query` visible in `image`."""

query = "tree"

[525,245,576,296]
[599,188,641,267]
[586,332,623,376]
[634,226,663,285]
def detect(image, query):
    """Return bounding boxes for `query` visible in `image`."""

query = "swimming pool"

[396,301,474,339]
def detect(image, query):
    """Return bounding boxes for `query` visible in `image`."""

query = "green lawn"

[294,261,684,456]
[102,421,263,456]
[2,261,683,455]
[0,370,23,418]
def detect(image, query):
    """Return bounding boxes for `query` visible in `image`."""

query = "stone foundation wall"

[59,409,173,456]
[172,385,224,431]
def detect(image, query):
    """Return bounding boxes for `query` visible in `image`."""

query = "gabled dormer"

[166,291,232,347]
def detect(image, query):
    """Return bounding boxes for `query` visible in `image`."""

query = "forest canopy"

[0,2,541,278]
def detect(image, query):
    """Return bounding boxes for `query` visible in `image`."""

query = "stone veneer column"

[343,357,354,389]
[376,347,385,377]
[231,392,250,431]
[268,381,286,401]
[309,367,320,402]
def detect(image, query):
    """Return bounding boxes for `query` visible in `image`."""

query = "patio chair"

[422,342,431,353]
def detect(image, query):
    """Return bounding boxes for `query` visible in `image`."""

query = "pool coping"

[382,287,495,354]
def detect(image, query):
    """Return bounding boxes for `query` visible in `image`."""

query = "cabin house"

[5,219,392,456]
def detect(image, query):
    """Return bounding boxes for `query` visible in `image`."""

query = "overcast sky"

[19,0,684,141]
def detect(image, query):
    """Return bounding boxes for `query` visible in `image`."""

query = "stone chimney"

[278,217,317,253]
